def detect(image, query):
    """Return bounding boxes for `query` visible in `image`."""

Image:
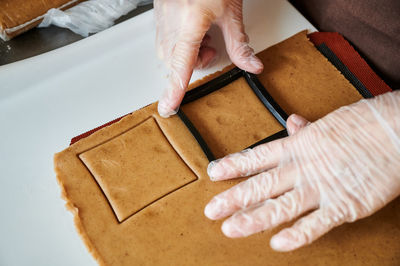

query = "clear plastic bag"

[39,0,153,37]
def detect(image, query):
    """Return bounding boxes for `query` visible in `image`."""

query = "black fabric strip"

[316,43,373,99]
[177,109,216,162]
[244,72,289,127]
[246,130,288,149]
[181,67,243,105]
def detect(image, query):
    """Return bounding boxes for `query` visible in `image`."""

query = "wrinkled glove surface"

[205,91,400,252]
[154,0,263,117]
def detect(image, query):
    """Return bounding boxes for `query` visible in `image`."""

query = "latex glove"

[155,0,264,117]
[204,91,400,252]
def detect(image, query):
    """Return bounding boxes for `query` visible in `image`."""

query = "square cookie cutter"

[178,67,290,162]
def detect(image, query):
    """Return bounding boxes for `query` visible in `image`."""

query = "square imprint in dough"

[79,117,197,222]
[182,77,284,159]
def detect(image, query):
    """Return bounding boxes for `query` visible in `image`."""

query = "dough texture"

[54,31,400,265]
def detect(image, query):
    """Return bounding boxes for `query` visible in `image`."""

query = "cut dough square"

[79,117,197,222]
[182,77,284,159]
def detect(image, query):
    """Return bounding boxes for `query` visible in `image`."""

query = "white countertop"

[0,1,315,265]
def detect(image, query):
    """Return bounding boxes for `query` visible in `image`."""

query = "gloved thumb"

[158,17,211,118]
[286,114,310,135]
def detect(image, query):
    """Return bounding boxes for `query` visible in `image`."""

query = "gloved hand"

[154,0,264,117]
[204,91,400,252]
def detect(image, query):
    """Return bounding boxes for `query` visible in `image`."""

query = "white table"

[0,1,315,265]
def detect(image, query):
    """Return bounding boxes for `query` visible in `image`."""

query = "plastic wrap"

[0,0,84,41]
[39,0,153,37]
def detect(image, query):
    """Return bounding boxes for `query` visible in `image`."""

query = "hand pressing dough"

[54,31,400,265]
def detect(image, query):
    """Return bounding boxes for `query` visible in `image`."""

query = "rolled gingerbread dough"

[0,0,85,40]
[54,31,400,265]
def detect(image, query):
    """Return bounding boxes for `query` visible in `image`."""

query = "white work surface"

[0,1,315,265]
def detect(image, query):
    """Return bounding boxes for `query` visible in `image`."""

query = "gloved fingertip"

[204,200,219,220]
[290,114,309,127]
[248,56,264,74]
[286,123,296,136]
[236,53,263,74]
[221,220,244,238]
[286,114,310,135]
[157,101,179,118]
[158,85,184,118]
[158,109,178,118]
[207,160,225,181]
[270,233,298,252]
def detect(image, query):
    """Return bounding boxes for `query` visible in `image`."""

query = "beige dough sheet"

[54,31,400,265]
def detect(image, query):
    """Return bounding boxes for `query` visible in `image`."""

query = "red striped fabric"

[309,32,392,96]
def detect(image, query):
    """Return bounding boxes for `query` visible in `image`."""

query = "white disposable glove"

[155,0,264,117]
[204,91,400,252]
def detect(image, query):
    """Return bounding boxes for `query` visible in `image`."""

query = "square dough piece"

[182,77,284,159]
[79,117,197,222]
[255,32,362,121]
